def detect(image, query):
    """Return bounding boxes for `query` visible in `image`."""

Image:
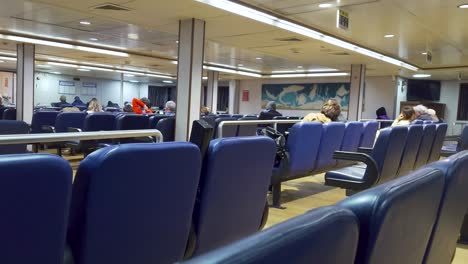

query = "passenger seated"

[414,104,432,120]
[258,101,282,120]
[58,95,69,107]
[132,97,152,114]
[200,106,210,116]
[391,106,415,127]
[165,101,176,116]
[72,96,85,106]
[123,103,134,112]
[376,107,390,120]
[427,108,440,122]
[303,99,341,123]
[87,98,103,113]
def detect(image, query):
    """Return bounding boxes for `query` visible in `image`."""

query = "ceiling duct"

[92,3,131,11]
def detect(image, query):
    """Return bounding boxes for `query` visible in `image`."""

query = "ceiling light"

[458,4,468,8]
[412,74,431,78]
[318,3,332,8]
[145,73,175,79]
[36,64,51,68]
[128,33,139,40]
[77,69,91,72]
[176,40,179,43]
[422,52,428,55]
[256,57,262,60]
[0,60,4,63]
[297,66,303,68]
[384,34,395,38]
[268,72,349,78]
[129,80,139,83]
[203,65,262,78]
[163,80,174,84]
[195,0,418,71]
[80,21,91,25]
[202,76,208,80]
[0,51,17,56]
[124,74,135,77]
[47,62,78,68]
[171,61,178,64]
[89,38,98,41]
[79,66,115,72]
[76,46,128,57]
[238,64,244,67]
[51,72,61,75]
[0,56,16,61]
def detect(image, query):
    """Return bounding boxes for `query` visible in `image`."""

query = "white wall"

[238,76,396,119]
[34,72,147,107]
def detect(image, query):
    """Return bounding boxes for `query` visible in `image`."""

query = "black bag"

[260,126,287,166]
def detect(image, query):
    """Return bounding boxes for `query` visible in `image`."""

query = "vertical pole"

[228,80,240,114]
[206,70,219,113]
[16,44,35,123]
[348,64,366,121]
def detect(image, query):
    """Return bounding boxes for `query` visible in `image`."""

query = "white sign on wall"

[336,9,349,30]
[58,80,76,95]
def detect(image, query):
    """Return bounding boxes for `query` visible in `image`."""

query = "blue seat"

[236,116,258,137]
[412,120,424,125]
[427,123,448,163]
[413,124,437,169]
[313,122,346,170]
[156,117,175,142]
[201,116,216,128]
[0,120,30,154]
[338,167,445,264]
[325,126,408,191]
[273,116,293,134]
[67,143,202,264]
[31,111,60,133]
[359,121,378,148]
[148,115,168,129]
[0,106,8,119]
[396,125,424,177]
[2,108,16,120]
[54,112,87,133]
[271,122,322,207]
[231,114,243,119]
[423,151,468,264]
[115,114,149,130]
[218,114,231,118]
[213,117,237,138]
[423,120,435,124]
[338,121,364,166]
[185,206,359,264]
[192,137,276,255]
[0,154,72,264]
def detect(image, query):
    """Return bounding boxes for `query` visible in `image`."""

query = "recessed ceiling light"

[129,80,139,83]
[51,72,61,75]
[0,60,4,63]
[318,3,332,8]
[163,80,173,84]
[458,4,468,8]
[80,21,91,25]
[77,69,91,72]
[238,64,244,67]
[124,74,135,77]
[37,64,51,68]
[128,33,139,40]
[176,40,179,44]
[421,52,428,55]
[256,57,262,60]
[413,74,431,78]
[384,34,395,38]
[297,66,303,68]
[89,38,98,41]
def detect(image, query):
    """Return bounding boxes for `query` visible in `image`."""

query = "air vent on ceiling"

[331,52,350,56]
[275,37,303,42]
[93,3,131,11]
[82,55,106,59]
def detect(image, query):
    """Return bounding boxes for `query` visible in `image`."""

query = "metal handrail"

[0,129,163,145]
[217,120,302,138]
[359,119,394,123]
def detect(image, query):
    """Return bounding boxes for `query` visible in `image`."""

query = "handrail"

[217,120,302,138]
[359,119,394,123]
[0,129,163,145]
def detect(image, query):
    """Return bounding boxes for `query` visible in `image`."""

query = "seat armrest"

[332,151,380,189]
[41,125,56,133]
[357,147,373,155]
[67,127,82,133]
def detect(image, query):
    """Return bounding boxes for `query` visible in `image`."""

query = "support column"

[175,18,205,141]
[348,64,366,121]
[206,70,219,113]
[228,80,240,114]
[120,73,124,106]
[16,44,35,123]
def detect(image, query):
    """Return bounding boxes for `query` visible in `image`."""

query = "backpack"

[260,126,287,166]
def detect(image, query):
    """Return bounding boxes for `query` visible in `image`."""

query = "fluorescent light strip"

[0,56,17,61]
[195,0,418,71]
[77,41,127,50]
[203,66,262,77]
[268,72,349,78]
[271,68,338,74]
[145,73,175,79]
[0,34,129,57]
[79,66,115,72]
[205,61,262,73]
[47,62,78,68]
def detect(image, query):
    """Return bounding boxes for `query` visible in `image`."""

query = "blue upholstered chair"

[0,120,30,154]
[338,121,364,166]
[213,117,237,138]
[236,116,258,137]
[396,125,424,177]
[313,122,346,170]
[413,124,437,169]
[0,106,8,119]
[192,137,276,255]
[427,123,448,163]
[184,206,359,264]
[0,154,72,264]
[115,114,150,143]
[231,114,244,119]
[2,108,16,120]
[325,126,408,192]
[31,111,60,133]
[67,143,202,264]
[423,151,468,264]
[52,112,87,133]
[156,117,175,142]
[148,115,168,129]
[273,116,293,135]
[359,121,379,148]
[338,167,445,264]
[412,120,424,125]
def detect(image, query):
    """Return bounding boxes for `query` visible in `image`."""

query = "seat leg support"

[271,183,285,209]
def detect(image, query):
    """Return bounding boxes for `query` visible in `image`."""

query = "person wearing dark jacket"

[72,96,85,106]
[258,101,282,120]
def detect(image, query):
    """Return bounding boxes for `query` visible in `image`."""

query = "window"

[457,84,468,120]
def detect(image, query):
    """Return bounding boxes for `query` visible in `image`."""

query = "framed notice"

[337,9,349,30]
[59,80,76,95]
[242,90,249,102]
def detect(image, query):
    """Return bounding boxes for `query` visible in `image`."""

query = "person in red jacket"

[132,97,152,114]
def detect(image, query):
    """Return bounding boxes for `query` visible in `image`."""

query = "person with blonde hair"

[426,108,440,122]
[303,99,342,124]
[87,98,103,113]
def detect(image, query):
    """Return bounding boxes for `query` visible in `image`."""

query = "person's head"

[88,98,102,112]
[376,107,387,117]
[400,106,415,121]
[413,104,428,116]
[123,104,133,112]
[59,95,67,103]
[200,106,210,115]
[266,101,277,111]
[74,96,81,101]
[141,97,151,108]
[165,101,176,113]
[321,99,341,121]
[426,108,436,117]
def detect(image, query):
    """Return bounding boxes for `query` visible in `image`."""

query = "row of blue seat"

[0,137,277,264]
[0,107,16,120]
[325,123,447,193]
[270,121,379,207]
[186,150,468,264]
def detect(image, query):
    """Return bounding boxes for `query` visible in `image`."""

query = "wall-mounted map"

[262,83,350,110]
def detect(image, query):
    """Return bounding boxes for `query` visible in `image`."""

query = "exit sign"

[337,9,349,30]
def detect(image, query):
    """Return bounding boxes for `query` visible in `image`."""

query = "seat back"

[0,120,30,154]
[193,137,276,255]
[68,143,202,264]
[31,111,60,133]
[338,122,364,165]
[314,122,346,170]
[338,167,445,264]
[55,112,87,132]
[0,154,72,264]
[423,120,434,124]
[412,120,424,125]
[115,114,149,130]
[83,113,116,131]
[423,151,468,264]
[413,124,437,169]
[218,114,231,118]
[427,123,448,163]
[231,114,243,119]
[148,115,168,129]
[0,106,8,119]
[273,116,293,134]
[284,122,323,175]
[156,117,175,142]
[213,117,237,138]
[370,126,408,184]
[201,116,216,128]
[397,125,424,177]
[2,108,16,120]
[236,117,258,137]
[185,206,359,264]
[462,126,468,151]
[359,121,379,148]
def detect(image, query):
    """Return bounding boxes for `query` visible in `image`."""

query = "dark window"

[217,86,229,112]
[148,86,175,109]
[457,84,468,120]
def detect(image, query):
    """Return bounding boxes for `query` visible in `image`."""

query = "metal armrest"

[332,151,380,189]
[67,127,82,133]
[41,125,56,133]
[357,147,373,155]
